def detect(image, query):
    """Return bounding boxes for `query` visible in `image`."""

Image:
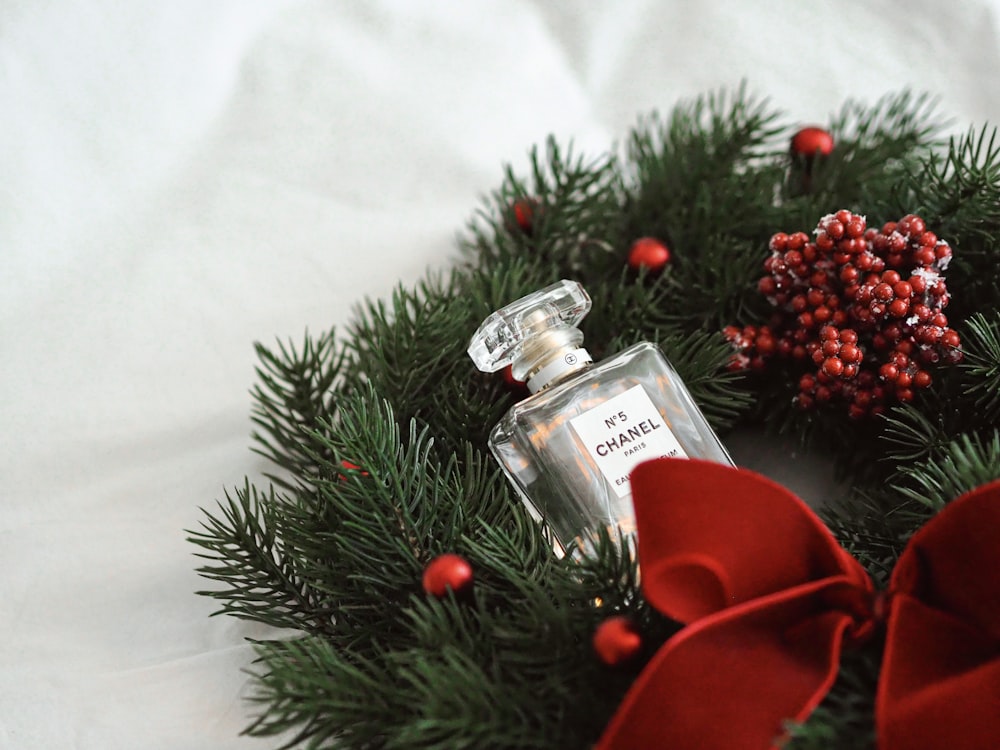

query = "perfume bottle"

[468,280,733,556]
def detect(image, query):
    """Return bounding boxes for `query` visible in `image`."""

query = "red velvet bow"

[597,458,1000,750]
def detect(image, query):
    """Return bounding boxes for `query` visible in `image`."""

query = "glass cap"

[468,279,592,372]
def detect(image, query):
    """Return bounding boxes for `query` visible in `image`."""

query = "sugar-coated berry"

[822,357,844,377]
[839,343,862,364]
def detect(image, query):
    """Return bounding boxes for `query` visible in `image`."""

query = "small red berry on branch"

[422,554,474,598]
[725,210,963,417]
[790,126,835,159]
[627,236,672,273]
[592,616,642,666]
[506,197,541,236]
[337,459,370,482]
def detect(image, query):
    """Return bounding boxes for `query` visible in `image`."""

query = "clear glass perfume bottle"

[468,279,733,557]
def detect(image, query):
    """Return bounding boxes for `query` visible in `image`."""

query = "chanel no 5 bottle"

[468,280,733,556]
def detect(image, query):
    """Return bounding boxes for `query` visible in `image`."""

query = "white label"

[569,384,687,498]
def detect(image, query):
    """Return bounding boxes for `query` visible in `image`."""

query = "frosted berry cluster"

[725,210,963,418]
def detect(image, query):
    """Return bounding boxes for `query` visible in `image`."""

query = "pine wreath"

[189,85,1000,749]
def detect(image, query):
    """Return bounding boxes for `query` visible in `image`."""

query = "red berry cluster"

[725,210,963,418]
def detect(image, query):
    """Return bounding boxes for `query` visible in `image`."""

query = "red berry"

[942,330,961,348]
[787,232,809,251]
[845,217,866,238]
[337,460,370,482]
[839,343,862,364]
[791,127,835,157]
[848,404,867,420]
[756,334,776,356]
[510,198,538,234]
[874,283,894,302]
[593,616,642,666]
[628,237,671,272]
[822,357,844,377]
[422,554,474,598]
[914,247,936,267]
[502,364,526,389]
[888,298,910,318]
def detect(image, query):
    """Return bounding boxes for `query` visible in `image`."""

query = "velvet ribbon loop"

[597,458,1000,750]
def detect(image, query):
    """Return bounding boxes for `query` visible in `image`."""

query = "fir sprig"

[960,312,1000,422]
[251,329,349,488]
[189,482,336,635]
[895,430,1000,513]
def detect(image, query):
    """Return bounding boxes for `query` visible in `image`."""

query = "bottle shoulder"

[495,341,674,423]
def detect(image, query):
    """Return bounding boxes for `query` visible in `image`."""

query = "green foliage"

[960,312,1000,422]
[191,85,1000,748]
[895,430,1000,513]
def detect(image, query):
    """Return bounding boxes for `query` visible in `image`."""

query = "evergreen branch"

[245,637,396,749]
[894,430,1000,512]
[189,482,335,635]
[829,90,943,151]
[795,90,942,215]
[879,403,950,463]
[625,82,786,248]
[345,271,509,454]
[907,126,1000,319]
[251,329,350,488]
[913,125,1000,232]
[959,312,1000,422]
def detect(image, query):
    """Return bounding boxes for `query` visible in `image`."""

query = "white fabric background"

[3,2,1000,747]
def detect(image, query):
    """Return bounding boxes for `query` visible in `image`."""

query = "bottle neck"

[526,346,593,393]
